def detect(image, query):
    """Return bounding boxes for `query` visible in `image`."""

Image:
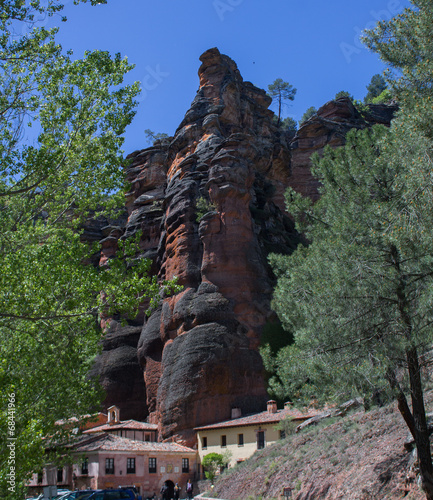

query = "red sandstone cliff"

[92,48,397,445]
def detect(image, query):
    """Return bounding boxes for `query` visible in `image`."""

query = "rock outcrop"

[93,48,397,445]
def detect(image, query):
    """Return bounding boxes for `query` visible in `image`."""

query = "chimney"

[231,407,241,419]
[267,400,277,414]
[284,401,294,410]
[107,405,120,425]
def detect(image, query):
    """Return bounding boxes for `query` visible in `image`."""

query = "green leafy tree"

[371,88,392,104]
[201,452,230,484]
[334,90,354,100]
[144,128,170,145]
[280,116,297,132]
[299,106,317,125]
[364,74,387,103]
[0,2,168,497]
[267,78,297,125]
[271,118,433,498]
[363,0,433,104]
[270,2,433,497]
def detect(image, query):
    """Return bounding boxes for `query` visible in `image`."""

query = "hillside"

[206,395,433,500]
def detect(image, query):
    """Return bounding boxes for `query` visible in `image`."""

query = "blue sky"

[45,0,411,155]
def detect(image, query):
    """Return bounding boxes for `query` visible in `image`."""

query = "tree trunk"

[386,369,416,438]
[277,90,282,125]
[391,244,433,498]
[406,346,433,499]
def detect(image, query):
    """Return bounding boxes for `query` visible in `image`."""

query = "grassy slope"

[206,399,431,500]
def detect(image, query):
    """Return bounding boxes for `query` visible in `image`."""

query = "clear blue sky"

[45,0,411,155]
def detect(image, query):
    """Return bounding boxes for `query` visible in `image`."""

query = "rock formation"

[92,47,397,445]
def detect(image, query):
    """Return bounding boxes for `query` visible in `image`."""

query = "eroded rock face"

[94,48,397,444]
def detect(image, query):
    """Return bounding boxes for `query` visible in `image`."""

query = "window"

[105,458,114,475]
[37,472,43,484]
[202,436,207,449]
[238,433,244,447]
[57,468,63,483]
[127,457,136,474]
[221,435,227,448]
[149,457,157,473]
[182,458,189,473]
[81,458,89,475]
[257,430,265,450]
[280,429,286,440]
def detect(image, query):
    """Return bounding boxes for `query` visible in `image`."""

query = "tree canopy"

[201,452,231,484]
[269,1,433,497]
[0,2,165,497]
[299,106,317,126]
[267,78,297,125]
[364,74,387,103]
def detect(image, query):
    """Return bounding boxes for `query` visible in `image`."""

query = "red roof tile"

[194,408,321,431]
[84,419,158,434]
[74,434,195,454]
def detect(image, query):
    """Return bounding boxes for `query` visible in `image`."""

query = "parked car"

[58,491,97,500]
[86,489,132,500]
[118,486,139,499]
[56,489,72,497]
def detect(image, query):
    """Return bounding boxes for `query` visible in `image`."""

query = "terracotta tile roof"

[84,419,158,434]
[194,408,321,431]
[74,434,195,454]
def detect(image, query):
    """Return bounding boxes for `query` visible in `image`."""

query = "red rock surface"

[93,48,397,444]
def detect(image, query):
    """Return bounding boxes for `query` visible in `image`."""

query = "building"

[27,406,198,499]
[195,400,320,468]
[83,405,158,443]
[69,432,197,497]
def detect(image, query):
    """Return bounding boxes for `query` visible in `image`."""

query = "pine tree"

[270,2,433,497]
[364,74,387,103]
[267,79,297,125]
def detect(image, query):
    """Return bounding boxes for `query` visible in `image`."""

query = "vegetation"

[334,90,354,100]
[299,106,317,125]
[268,1,433,498]
[279,116,297,132]
[196,196,217,222]
[267,78,297,125]
[144,128,170,145]
[201,452,231,484]
[371,88,393,104]
[364,74,387,103]
[0,1,171,497]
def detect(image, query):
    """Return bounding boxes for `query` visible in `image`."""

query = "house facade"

[195,400,319,468]
[70,433,197,497]
[27,406,198,499]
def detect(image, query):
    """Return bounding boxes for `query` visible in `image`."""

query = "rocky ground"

[202,395,433,500]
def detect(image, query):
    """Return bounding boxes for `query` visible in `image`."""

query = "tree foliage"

[144,128,170,145]
[364,73,387,103]
[299,106,317,126]
[0,2,167,497]
[201,452,230,484]
[334,90,354,101]
[270,1,433,497]
[280,116,297,132]
[267,78,297,125]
